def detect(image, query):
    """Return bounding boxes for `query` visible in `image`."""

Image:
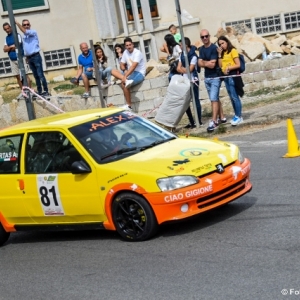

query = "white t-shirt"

[121,48,146,76]
[179,55,197,78]
[172,45,182,60]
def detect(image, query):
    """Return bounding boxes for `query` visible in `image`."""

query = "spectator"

[177,37,203,128]
[111,37,145,111]
[160,24,181,61]
[70,42,94,98]
[3,22,31,99]
[114,43,125,66]
[217,36,243,126]
[95,46,113,88]
[15,19,49,97]
[198,29,226,132]
[164,34,182,82]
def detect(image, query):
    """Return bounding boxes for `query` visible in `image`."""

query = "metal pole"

[174,0,200,128]
[89,40,105,108]
[5,0,35,120]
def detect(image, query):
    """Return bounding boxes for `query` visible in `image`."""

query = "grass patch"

[216,124,227,133]
[73,87,85,95]
[243,90,300,109]
[247,86,282,97]
[246,82,300,97]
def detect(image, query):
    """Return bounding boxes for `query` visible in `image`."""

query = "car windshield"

[69,111,176,163]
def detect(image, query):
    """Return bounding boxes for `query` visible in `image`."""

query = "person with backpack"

[177,37,203,128]
[217,36,244,126]
[164,34,182,82]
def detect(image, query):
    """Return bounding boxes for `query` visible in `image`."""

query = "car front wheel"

[0,222,10,246]
[112,193,158,241]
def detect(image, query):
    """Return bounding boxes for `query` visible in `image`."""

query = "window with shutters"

[1,0,49,15]
[125,0,158,21]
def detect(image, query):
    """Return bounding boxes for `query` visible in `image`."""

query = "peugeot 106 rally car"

[0,107,252,244]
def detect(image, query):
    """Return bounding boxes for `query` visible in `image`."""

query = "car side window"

[0,135,22,174]
[25,131,84,173]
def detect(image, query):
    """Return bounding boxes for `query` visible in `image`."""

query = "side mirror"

[71,161,91,174]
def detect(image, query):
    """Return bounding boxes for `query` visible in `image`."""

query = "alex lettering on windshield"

[89,114,136,131]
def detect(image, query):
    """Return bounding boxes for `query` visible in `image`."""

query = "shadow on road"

[5,196,257,246]
[158,195,257,238]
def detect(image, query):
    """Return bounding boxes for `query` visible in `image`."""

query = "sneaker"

[82,92,90,99]
[217,117,227,124]
[207,120,218,132]
[70,77,78,84]
[184,123,196,129]
[167,55,174,62]
[17,92,24,100]
[101,83,110,89]
[40,91,51,97]
[231,116,243,126]
[125,79,134,88]
[120,104,132,111]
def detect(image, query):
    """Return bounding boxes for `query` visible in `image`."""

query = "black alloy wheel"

[112,192,158,241]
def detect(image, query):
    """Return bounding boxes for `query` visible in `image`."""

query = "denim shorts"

[204,77,221,101]
[79,68,94,80]
[126,71,144,86]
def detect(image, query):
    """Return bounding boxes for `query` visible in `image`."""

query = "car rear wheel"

[112,193,158,241]
[0,222,10,246]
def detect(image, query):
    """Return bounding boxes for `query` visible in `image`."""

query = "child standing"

[160,24,181,61]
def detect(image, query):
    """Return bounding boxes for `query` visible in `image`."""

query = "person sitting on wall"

[111,37,146,111]
[70,42,94,99]
[94,45,114,88]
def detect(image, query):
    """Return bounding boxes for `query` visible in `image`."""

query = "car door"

[22,131,105,224]
[0,134,32,225]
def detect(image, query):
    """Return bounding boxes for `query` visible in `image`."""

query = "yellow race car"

[0,108,252,244]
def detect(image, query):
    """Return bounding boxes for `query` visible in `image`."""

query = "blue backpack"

[239,54,245,73]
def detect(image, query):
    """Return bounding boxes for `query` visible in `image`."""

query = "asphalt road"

[1,124,300,300]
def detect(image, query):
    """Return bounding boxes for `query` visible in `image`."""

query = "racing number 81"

[39,186,59,207]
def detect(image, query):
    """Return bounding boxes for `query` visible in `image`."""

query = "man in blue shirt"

[15,19,50,98]
[71,42,94,98]
[198,29,226,132]
[3,22,31,99]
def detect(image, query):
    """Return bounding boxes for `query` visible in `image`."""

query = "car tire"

[0,222,10,246]
[112,192,158,241]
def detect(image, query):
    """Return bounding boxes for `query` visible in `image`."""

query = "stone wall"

[0,54,300,128]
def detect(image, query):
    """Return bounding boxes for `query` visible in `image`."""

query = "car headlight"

[157,176,199,192]
[238,150,245,164]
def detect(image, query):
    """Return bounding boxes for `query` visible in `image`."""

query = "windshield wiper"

[100,147,138,160]
[138,137,176,151]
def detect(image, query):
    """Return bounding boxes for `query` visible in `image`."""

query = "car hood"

[112,137,239,177]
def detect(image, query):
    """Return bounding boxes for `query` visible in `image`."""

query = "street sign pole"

[174,0,200,128]
[89,40,105,108]
[5,0,35,120]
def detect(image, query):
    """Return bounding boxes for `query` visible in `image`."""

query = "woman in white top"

[164,34,182,82]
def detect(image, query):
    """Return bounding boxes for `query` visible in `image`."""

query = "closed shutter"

[2,0,45,11]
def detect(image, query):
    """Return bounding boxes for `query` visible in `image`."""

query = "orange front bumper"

[145,159,252,224]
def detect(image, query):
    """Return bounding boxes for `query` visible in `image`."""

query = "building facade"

[0,0,299,83]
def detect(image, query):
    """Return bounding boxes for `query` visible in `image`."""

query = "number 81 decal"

[37,175,64,216]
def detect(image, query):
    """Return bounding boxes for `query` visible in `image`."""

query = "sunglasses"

[22,23,30,26]
[201,35,209,39]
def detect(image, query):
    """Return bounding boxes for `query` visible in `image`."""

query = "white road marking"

[228,140,288,147]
